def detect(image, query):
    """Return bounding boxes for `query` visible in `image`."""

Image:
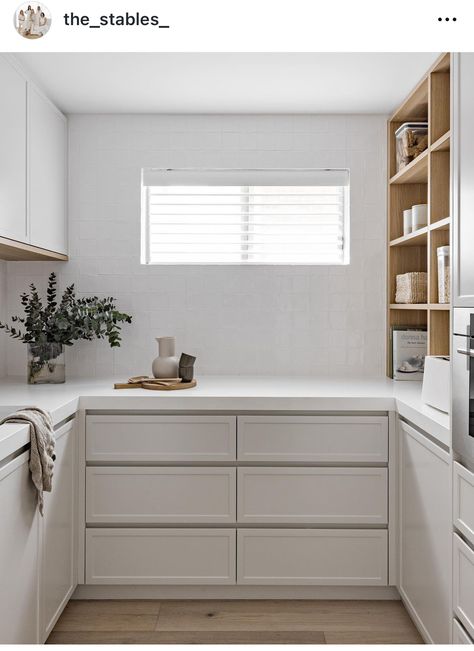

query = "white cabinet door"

[86,466,236,524]
[0,56,28,243]
[86,415,236,462]
[237,467,388,524]
[0,451,39,644]
[399,420,451,644]
[453,53,474,306]
[454,618,474,644]
[453,533,474,640]
[237,416,388,463]
[454,461,474,546]
[28,84,67,254]
[86,528,236,585]
[237,529,388,586]
[40,421,76,640]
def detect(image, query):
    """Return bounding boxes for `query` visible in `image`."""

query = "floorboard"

[47,599,423,645]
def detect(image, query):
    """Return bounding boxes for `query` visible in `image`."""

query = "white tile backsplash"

[4,113,387,378]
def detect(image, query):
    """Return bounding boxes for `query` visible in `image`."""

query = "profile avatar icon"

[15,3,51,39]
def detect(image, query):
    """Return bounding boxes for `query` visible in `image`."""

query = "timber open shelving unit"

[387,52,451,376]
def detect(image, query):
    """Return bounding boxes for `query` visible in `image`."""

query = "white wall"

[5,114,387,378]
[0,261,6,377]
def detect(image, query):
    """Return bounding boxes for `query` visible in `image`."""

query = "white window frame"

[141,168,350,266]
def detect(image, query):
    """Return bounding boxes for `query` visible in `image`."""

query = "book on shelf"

[390,326,428,381]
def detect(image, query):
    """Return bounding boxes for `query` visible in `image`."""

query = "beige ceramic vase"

[152,336,179,378]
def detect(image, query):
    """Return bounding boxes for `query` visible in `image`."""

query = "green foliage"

[0,272,132,349]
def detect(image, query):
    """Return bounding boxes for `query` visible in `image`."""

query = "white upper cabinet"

[28,85,67,255]
[0,57,28,243]
[0,54,67,259]
[453,53,474,306]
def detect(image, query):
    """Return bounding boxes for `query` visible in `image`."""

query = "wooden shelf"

[0,236,68,262]
[390,304,428,310]
[431,130,450,153]
[387,53,451,373]
[390,227,428,248]
[430,216,451,231]
[389,149,429,185]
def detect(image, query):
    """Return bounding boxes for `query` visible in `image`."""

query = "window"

[141,169,349,265]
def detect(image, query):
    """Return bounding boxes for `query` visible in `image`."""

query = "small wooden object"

[114,377,197,391]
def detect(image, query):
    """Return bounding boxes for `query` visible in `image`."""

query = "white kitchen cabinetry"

[0,451,40,644]
[453,533,474,639]
[454,461,474,543]
[399,419,451,644]
[86,466,236,524]
[453,619,474,645]
[237,467,388,525]
[453,53,474,306]
[0,54,67,261]
[237,529,388,585]
[86,528,236,585]
[84,412,390,589]
[86,415,236,462]
[28,85,67,255]
[0,57,28,243]
[237,415,388,463]
[40,420,77,640]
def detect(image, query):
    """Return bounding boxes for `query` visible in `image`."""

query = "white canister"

[437,245,450,304]
[403,209,412,236]
[411,204,428,231]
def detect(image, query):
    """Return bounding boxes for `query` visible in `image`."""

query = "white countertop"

[0,375,450,458]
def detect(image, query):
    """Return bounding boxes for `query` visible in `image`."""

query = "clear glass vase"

[27,343,65,384]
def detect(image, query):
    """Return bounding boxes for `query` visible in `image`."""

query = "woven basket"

[395,272,427,304]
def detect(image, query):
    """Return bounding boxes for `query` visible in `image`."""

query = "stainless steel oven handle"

[456,347,474,357]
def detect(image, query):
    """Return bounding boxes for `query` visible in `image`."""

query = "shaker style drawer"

[237,529,388,586]
[86,415,236,462]
[237,467,388,524]
[454,534,474,639]
[454,462,474,546]
[453,619,474,645]
[86,528,236,585]
[86,467,236,524]
[237,416,388,463]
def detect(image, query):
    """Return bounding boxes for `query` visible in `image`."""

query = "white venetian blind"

[141,169,349,265]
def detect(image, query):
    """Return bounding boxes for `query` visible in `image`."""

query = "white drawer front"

[454,462,474,547]
[237,467,387,524]
[454,534,474,639]
[237,416,388,462]
[86,467,236,524]
[454,619,474,644]
[86,415,236,462]
[86,528,236,585]
[237,529,388,585]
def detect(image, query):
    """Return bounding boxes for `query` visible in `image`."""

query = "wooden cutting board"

[114,378,197,391]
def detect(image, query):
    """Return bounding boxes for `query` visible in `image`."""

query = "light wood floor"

[47,599,424,644]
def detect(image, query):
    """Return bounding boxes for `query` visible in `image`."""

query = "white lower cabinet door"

[454,461,474,546]
[237,467,387,524]
[86,467,236,523]
[86,528,236,584]
[237,415,388,463]
[0,452,40,643]
[86,415,236,462]
[454,534,474,639]
[453,619,474,644]
[40,422,77,640]
[399,420,451,644]
[237,529,388,585]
